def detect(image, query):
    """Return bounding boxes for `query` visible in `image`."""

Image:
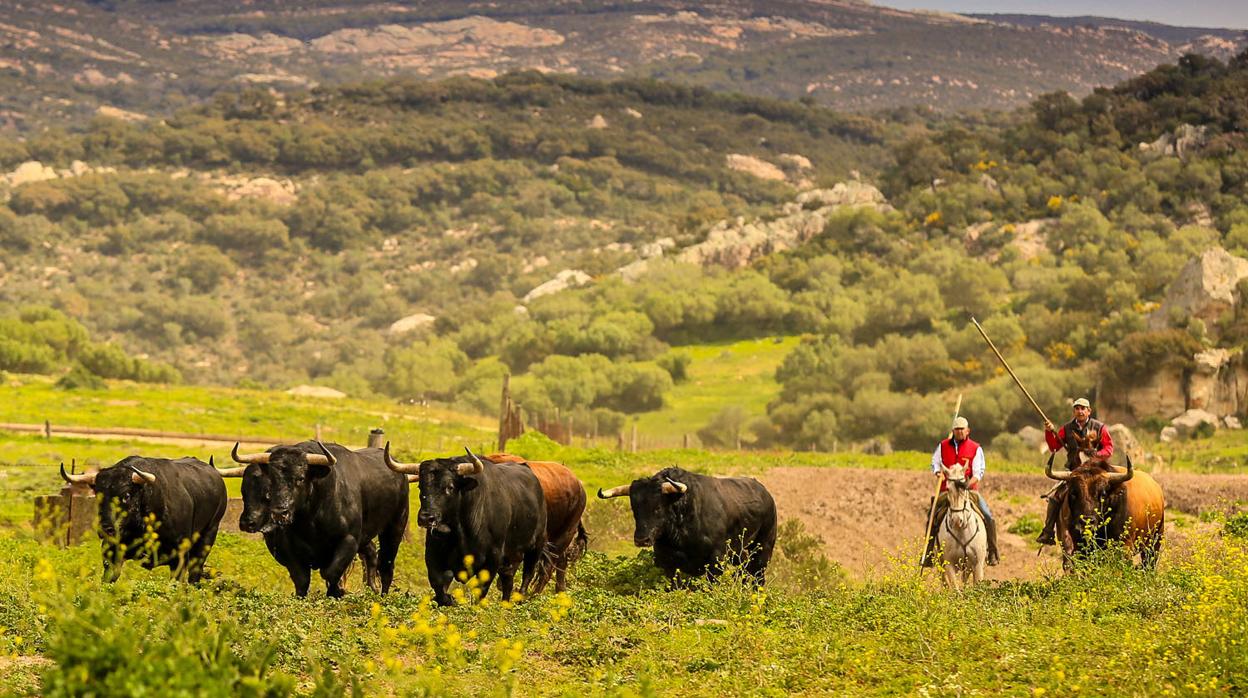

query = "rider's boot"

[984,507,1000,567]
[1036,486,1063,546]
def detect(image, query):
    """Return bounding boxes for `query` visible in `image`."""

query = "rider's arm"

[969,447,985,487]
[1097,426,1114,460]
[1044,424,1064,452]
[931,444,943,475]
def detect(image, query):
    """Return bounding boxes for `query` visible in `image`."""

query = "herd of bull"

[58,440,778,603]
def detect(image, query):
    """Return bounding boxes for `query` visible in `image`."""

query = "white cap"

[1073,398,1091,408]
[952,416,969,429]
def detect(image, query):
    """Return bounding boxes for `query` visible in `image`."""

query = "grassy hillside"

[632,336,798,446]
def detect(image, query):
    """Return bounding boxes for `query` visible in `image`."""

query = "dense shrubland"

[4,56,1248,446]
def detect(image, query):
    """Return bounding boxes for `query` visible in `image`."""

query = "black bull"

[383,446,547,607]
[223,441,409,598]
[598,467,777,585]
[60,456,227,583]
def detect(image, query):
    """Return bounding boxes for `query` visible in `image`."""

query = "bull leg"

[184,530,218,584]
[554,557,568,593]
[357,540,381,594]
[377,516,406,595]
[518,547,542,597]
[320,536,359,599]
[287,564,312,597]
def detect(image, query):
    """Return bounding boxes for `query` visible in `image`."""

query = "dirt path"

[760,467,1248,581]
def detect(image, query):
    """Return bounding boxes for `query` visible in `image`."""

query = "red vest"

[939,437,980,492]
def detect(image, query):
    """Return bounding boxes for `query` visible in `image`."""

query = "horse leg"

[943,562,959,590]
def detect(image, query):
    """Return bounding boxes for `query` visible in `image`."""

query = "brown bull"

[487,453,588,594]
[1045,453,1165,570]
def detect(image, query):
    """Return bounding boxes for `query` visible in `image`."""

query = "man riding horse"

[921,416,1000,567]
[1036,397,1115,546]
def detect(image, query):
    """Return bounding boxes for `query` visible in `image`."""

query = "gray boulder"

[1169,409,1219,439]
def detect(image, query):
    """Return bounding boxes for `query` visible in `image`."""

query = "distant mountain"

[969,14,1246,49]
[1,1,1245,130]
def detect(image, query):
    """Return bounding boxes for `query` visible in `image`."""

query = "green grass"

[0,373,493,450]
[633,336,800,446]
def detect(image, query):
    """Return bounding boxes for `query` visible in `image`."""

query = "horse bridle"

[943,486,984,561]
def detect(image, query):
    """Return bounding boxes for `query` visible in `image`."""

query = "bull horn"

[216,466,248,477]
[305,441,337,467]
[661,478,688,494]
[60,461,96,486]
[597,484,630,499]
[457,447,484,476]
[231,442,270,465]
[1105,455,1134,484]
[130,465,157,484]
[383,442,420,475]
[1045,452,1074,481]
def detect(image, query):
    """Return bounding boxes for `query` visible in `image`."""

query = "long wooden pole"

[920,394,962,570]
[970,316,1051,425]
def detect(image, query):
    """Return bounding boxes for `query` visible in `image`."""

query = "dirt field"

[760,467,1248,581]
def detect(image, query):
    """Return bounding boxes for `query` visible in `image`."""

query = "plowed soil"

[759,467,1248,581]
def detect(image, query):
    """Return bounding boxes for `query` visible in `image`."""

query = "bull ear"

[454,475,479,492]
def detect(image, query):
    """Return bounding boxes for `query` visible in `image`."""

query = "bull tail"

[567,521,589,566]
[532,522,590,596]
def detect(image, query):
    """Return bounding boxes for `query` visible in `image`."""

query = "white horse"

[938,465,988,589]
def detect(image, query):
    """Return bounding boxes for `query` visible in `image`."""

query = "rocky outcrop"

[5,160,57,186]
[388,313,436,335]
[1149,247,1248,337]
[523,269,592,302]
[725,154,787,181]
[1138,123,1208,161]
[673,182,888,270]
[286,385,347,399]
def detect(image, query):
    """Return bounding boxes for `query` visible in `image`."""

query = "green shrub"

[656,351,692,383]
[40,592,304,697]
[56,363,106,390]
[1224,512,1248,538]
[1008,514,1042,536]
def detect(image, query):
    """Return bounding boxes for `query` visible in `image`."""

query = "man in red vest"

[1036,397,1114,545]
[920,416,1000,567]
